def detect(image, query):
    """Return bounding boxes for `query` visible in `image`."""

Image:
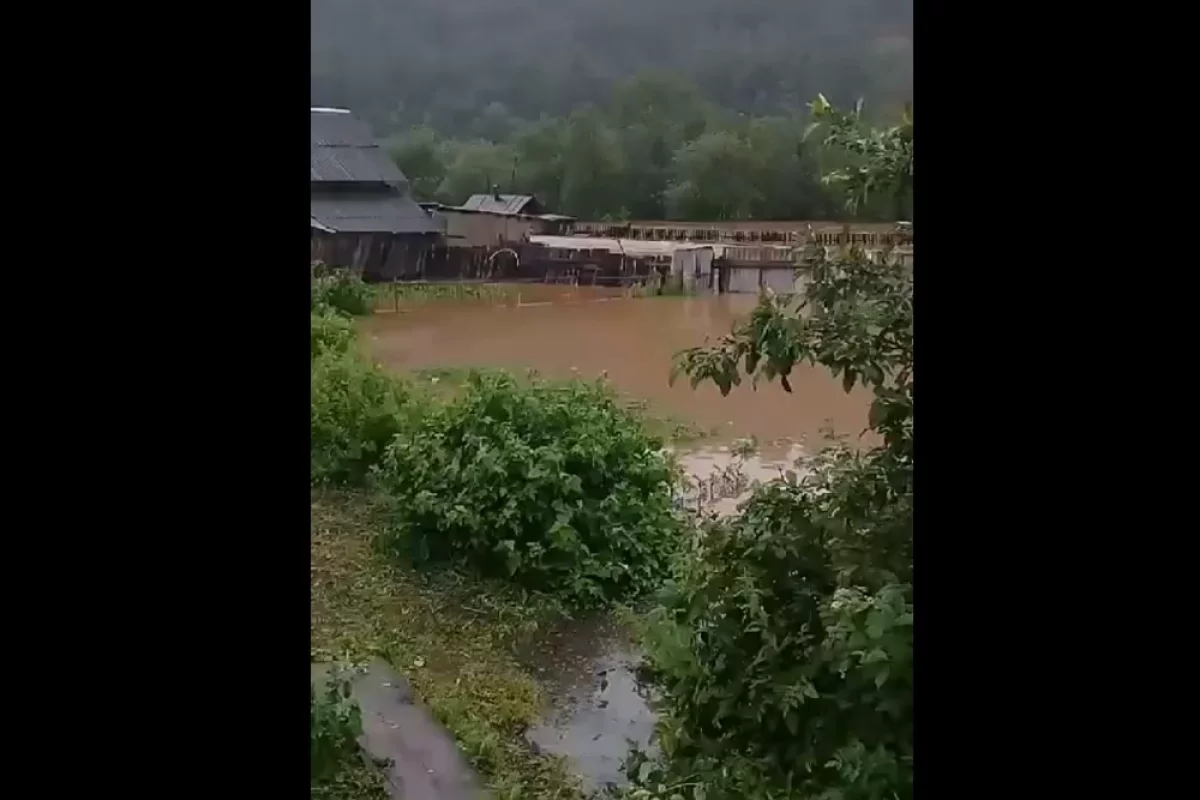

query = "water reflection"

[513,441,817,790]
[515,616,657,793]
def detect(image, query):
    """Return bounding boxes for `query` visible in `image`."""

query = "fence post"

[393,280,398,312]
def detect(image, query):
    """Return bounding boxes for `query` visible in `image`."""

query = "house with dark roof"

[310,108,443,280]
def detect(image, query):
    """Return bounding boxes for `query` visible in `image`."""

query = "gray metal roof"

[310,190,441,234]
[311,109,408,186]
[460,194,540,215]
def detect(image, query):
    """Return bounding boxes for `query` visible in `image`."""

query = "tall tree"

[559,108,626,219]
[665,131,761,220]
[387,126,446,201]
[435,140,517,205]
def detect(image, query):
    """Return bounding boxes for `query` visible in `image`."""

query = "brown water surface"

[361,287,871,447]
[359,287,874,789]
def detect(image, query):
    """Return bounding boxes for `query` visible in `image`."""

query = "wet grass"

[311,489,587,800]
[312,761,391,800]
[369,282,517,312]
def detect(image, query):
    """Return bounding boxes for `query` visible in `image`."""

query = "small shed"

[310,108,441,281]
[527,235,715,289]
[420,203,572,249]
[460,193,544,216]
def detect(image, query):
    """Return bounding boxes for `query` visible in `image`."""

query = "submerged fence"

[368,279,659,314]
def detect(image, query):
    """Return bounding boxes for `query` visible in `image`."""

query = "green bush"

[372,370,683,608]
[311,308,357,361]
[311,351,415,485]
[635,98,914,800]
[312,266,374,317]
[636,457,913,800]
[311,668,363,784]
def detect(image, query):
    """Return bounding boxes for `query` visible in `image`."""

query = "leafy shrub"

[312,265,374,317]
[637,456,912,800]
[311,667,363,784]
[632,98,914,800]
[311,351,416,485]
[372,370,682,608]
[311,308,357,361]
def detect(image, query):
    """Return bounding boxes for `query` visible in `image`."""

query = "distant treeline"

[387,75,912,223]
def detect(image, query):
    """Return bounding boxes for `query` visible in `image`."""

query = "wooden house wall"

[310,232,436,282]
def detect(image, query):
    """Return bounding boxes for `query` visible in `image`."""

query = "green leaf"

[745,348,761,375]
[868,398,887,429]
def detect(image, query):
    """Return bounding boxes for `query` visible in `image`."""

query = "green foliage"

[674,244,913,438]
[311,308,357,361]
[664,130,762,220]
[312,265,374,317]
[372,370,683,608]
[311,491,586,799]
[386,73,910,221]
[807,94,914,220]
[311,666,377,794]
[375,282,512,306]
[311,351,417,486]
[635,453,913,800]
[386,125,447,200]
[635,99,914,800]
[434,139,519,206]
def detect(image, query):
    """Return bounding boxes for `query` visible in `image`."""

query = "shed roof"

[421,201,575,224]
[311,109,408,186]
[461,194,540,215]
[311,190,442,235]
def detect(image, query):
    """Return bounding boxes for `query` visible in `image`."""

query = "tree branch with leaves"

[635,97,914,800]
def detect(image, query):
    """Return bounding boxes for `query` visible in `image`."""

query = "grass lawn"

[310,489,586,800]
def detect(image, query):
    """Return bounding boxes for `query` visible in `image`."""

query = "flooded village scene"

[310,3,913,799]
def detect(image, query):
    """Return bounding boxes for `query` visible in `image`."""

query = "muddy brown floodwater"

[360,287,874,791]
[361,286,872,448]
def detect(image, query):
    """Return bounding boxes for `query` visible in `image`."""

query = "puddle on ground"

[517,443,820,791]
[517,616,657,793]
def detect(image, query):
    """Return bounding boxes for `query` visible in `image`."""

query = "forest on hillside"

[385,75,913,222]
[312,0,913,221]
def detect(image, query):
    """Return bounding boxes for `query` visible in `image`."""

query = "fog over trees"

[312,0,912,135]
[311,0,913,220]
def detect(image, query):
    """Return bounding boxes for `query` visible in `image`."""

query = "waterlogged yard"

[311,100,912,800]
[312,274,878,798]
[313,270,691,798]
[315,278,780,789]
